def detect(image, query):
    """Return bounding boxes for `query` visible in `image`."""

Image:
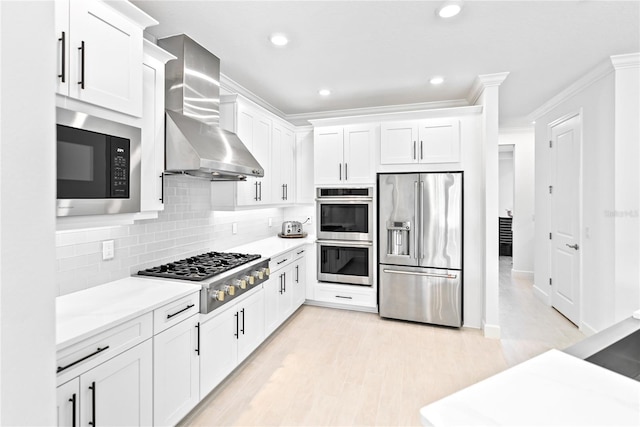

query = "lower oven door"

[317,240,373,286]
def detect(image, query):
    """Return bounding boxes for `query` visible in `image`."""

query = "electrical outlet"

[102,240,115,260]
[232,222,238,234]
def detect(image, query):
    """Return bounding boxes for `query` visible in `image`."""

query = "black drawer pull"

[57,346,110,373]
[296,250,305,255]
[167,303,195,319]
[276,258,288,265]
[335,295,353,300]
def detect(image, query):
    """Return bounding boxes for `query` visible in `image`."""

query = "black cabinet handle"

[345,163,348,181]
[69,393,76,427]
[296,265,299,283]
[234,312,239,339]
[296,250,305,255]
[336,295,353,300]
[241,308,245,335]
[195,322,200,355]
[159,173,164,203]
[339,163,342,180]
[167,303,195,319]
[78,41,85,89]
[58,31,66,82]
[88,381,96,426]
[57,346,110,373]
[277,258,288,265]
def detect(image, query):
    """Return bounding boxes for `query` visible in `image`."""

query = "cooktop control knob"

[223,284,235,296]
[246,275,255,285]
[234,278,247,290]
[260,267,270,277]
[213,289,225,301]
[254,270,264,280]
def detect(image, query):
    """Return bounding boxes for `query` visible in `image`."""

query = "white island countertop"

[228,234,315,260]
[56,277,200,350]
[420,349,640,426]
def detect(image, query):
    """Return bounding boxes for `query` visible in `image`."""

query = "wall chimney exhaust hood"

[158,34,264,181]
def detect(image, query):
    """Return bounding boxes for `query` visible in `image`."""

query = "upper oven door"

[316,188,374,241]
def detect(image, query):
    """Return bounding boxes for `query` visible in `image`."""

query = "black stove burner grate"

[138,251,261,282]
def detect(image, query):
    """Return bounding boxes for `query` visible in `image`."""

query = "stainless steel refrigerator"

[378,172,463,327]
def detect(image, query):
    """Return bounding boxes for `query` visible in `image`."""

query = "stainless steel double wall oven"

[316,187,374,286]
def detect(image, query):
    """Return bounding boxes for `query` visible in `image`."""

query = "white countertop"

[420,349,640,426]
[56,276,200,350]
[228,234,315,260]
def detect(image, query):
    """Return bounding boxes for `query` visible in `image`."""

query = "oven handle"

[315,197,373,202]
[317,240,373,247]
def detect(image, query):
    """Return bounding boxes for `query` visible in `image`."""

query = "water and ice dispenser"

[386,221,411,256]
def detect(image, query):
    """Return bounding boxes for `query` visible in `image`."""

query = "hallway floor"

[182,260,585,426]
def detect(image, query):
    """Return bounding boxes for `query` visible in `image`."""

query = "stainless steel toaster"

[281,221,303,236]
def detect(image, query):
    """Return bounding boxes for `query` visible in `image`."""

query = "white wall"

[534,68,616,333]
[498,151,514,217]
[500,129,535,275]
[0,1,57,424]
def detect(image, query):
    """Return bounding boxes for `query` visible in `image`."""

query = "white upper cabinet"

[381,118,460,164]
[271,122,295,204]
[314,124,376,185]
[55,0,157,117]
[140,41,175,213]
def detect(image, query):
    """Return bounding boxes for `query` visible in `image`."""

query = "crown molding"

[527,60,614,121]
[220,73,288,120]
[467,72,510,104]
[610,52,640,70]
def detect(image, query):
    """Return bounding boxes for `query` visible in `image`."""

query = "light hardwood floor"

[182,257,584,426]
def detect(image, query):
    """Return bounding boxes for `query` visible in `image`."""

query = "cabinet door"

[200,307,238,397]
[280,267,295,320]
[281,127,295,203]
[380,121,419,165]
[343,125,376,184]
[140,54,165,212]
[69,0,143,117]
[295,130,314,204]
[253,114,272,204]
[55,0,69,96]
[314,127,344,185]
[57,378,79,427]
[293,254,306,309]
[264,277,280,337]
[417,119,460,163]
[153,315,200,427]
[237,289,265,362]
[272,125,295,204]
[80,340,152,427]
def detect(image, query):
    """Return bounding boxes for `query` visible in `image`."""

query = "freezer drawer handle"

[335,295,353,299]
[383,269,457,279]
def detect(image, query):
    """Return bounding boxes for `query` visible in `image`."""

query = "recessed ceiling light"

[430,76,444,85]
[436,1,462,18]
[270,33,289,46]
[318,89,331,96]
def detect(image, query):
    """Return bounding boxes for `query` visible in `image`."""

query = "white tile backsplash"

[55,175,285,296]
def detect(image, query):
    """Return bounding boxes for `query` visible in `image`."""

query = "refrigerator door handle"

[382,269,458,279]
[414,181,420,260]
[419,180,425,260]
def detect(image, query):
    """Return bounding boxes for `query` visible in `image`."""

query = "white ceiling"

[132,0,640,127]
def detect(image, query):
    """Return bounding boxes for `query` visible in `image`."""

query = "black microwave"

[56,108,141,217]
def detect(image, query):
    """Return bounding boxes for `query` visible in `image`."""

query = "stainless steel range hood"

[159,34,263,181]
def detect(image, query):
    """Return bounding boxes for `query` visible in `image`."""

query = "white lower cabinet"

[200,288,265,398]
[56,340,153,427]
[153,314,200,426]
[265,249,306,336]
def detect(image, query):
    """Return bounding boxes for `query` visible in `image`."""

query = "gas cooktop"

[137,251,261,282]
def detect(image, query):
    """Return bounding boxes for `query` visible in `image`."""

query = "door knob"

[566,243,579,250]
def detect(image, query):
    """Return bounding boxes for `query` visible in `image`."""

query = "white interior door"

[550,114,582,325]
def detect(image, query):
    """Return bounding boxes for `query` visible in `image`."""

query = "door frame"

[547,109,584,327]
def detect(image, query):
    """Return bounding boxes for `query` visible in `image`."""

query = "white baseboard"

[511,269,534,280]
[533,284,550,305]
[303,300,378,314]
[483,323,501,339]
[580,321,598,337]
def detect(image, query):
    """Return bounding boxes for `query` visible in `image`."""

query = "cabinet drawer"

[57,312,152,385]
[270,250,295,273]
[314,287,376,307]
[153,292,200,334]
[292,246,307,260]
